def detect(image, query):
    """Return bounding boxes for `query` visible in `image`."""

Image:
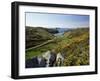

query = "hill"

[26,26,55,48]
[26,27,89,66]
[55,28,89,66]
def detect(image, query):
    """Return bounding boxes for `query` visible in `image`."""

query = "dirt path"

[26,37,56,51]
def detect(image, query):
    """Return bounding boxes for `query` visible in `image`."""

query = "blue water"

[54,28,69,36]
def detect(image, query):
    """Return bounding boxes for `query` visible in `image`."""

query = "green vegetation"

[26,41,57,59]
[26,26,54,48]
[26,27,89,66]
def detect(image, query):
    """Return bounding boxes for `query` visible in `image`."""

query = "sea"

[54,28,69,36]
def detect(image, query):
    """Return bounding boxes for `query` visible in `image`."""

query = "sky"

[25,12,89,28]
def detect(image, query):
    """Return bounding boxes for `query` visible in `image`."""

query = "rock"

[49,51,56,67]
[56,52,64,66]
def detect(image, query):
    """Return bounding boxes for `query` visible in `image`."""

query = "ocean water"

[54,28,68,36]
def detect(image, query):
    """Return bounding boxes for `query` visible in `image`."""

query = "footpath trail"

[26,37,56,51]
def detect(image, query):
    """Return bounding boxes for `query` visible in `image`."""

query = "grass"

[26,41,57,59]
[26,28,89,66]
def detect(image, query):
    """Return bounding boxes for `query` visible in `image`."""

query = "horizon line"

[25,25,89,29]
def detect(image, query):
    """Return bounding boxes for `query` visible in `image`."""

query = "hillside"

[26,26,55,48]
[55,28,89,66]
[26,27,89,66]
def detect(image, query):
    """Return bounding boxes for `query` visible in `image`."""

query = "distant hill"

[26,26,55,48]
[44,28,59,34]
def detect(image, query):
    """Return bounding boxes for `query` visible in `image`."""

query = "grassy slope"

[26,27,54,48]
[58,28,89,66]
[26,28,89,66]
